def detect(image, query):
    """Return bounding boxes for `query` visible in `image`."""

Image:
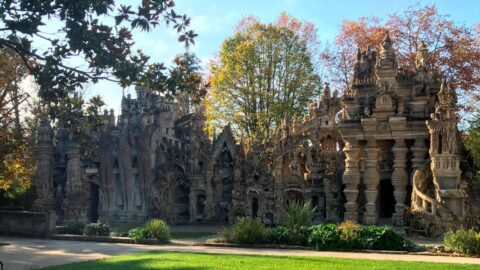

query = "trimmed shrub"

[307,223,407,251]
[308,224,341,250]
[128,227,151,243]
[84,222,110,236]
[268,225,309,246]
[268,226,289,244]
[444,228,480,255]
[231,218,268,245]
[280,201,316,229]
[338,220,362,249]
[64,221,85,235]
[145,219,171,243]
[357,226,406,251]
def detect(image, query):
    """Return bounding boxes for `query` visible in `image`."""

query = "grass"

[170,231,215,239]
[39,251,479,270]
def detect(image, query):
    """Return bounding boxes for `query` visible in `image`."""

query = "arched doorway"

[89,183,99,223]
[174,183,190,223]
[378,179,395,221]
[196,194,206,220]
[251,197,259,219]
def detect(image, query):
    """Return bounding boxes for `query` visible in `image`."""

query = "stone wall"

[0,211,54,237]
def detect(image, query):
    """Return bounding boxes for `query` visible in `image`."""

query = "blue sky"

[82,0,479,111]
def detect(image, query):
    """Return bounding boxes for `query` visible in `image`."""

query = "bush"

[64,221,85,235]
[444,228,480,255]
[145,219,171,243]
[308,224,341,250]
[280,202,316,229]
[357,226,406,251]
[307,223,407,251]
[268,226,289,244]
[231,218,268,245]
[128,227,151,243]
[84,222,110,236]
[337,220,362,249]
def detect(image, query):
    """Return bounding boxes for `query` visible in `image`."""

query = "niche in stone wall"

[213,142,235,223]
[174,182,190,223]
[251,197,259,219]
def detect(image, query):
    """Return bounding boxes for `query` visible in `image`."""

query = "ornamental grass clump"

[145,219,171,243]
[280,201,316,229]
[444,228,480,255]
[277,201,316,245]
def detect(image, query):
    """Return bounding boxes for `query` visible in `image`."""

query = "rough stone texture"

[0,211,52,236]
[32,33,479,232]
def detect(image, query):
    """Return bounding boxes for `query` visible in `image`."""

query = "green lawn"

[170,231,215,239]
[40,251,478,270]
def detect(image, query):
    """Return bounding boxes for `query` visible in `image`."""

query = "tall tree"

[206,16,321,144]
[0,0,197,112]
[321,4,480,99]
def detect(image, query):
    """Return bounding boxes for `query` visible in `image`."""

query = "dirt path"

[0,236,479,270]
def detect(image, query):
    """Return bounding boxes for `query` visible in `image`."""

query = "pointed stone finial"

[322,83,331,98]
[416,40,430,70]
[438,79,457,108]
[382,31,393,50]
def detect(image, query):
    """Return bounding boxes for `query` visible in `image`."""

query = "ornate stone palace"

[33,33,480,232]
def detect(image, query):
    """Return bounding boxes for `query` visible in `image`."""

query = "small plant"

[308,224,341,250]
[128,227,151,243]
[337,220,362,249]
[268,226,289,244]
[280,201,316,229]
[220,226,232,243]
[444,228,480,255]
[145,219,171,243]
[64,221,85,235]
[357,226,406,251]
[84,221,111,236]
[231,218,268,245]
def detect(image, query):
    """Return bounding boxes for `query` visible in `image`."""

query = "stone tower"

[426,80,466,219]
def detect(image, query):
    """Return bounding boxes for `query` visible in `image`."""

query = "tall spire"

[415,40,430,69]
[375,31,398,85]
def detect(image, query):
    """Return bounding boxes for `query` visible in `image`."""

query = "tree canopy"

[0,0,197,109]
[321,4,480,102]
[206,15,321,144]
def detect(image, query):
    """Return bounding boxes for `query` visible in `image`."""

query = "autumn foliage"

[321,4,480,98]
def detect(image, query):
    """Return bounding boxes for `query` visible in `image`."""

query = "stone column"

[64,143,88,223]
[33,115,56,233]
[342,140,360,221]
[411,137,428,181]
[391,139,408,226]
[363,140,380,225]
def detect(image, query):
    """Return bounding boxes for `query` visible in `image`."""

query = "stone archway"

[378,179,395,221]
[174,183,190,224]
[251,197,259,219]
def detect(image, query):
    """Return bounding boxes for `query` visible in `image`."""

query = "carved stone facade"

[34,33,479,231]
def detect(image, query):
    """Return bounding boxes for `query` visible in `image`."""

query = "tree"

[321,4,480,98]
[0,47,35,201]
[0,0,197,111]
[206,16,321,144]
[464,111,480,182]
[0,48,30,139]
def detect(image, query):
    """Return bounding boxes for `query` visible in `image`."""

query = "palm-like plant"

[280,201,316,228]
